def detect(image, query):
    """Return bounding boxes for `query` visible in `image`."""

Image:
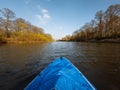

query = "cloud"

[35,6,51,24]
[24,0,31,4]
[35,14,50,24]
[44,0,52,2]
[41,8,48,13]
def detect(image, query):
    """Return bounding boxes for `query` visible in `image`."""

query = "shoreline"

[57,38,120,43]
[0,41,53,45]
[87,38,120,43]
[1,38,120,44]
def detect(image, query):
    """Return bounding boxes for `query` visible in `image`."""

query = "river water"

[0,42,120,90]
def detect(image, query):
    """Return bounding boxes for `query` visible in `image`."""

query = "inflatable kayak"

[25,57,96,90]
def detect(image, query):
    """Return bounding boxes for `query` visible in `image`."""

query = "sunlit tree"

[62,4,120,42]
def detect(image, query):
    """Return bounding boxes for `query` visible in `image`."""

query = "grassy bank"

[0,35,7,44]
[0,32,54,44]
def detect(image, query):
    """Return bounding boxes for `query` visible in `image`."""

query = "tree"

[0,8,16,37]
[0,17,5,31]
[105,4,120,38]
[13,18,27,32]
[63,4,120,42]
[31,25,44,34]
[95,10,104,37]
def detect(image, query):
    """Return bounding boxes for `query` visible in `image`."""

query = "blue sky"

[0,0,120,39]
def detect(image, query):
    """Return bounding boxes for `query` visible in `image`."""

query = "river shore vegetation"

[61,4,120,42]
[0,8,53,44]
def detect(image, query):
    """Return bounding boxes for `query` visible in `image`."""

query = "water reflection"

[0,42,120,90]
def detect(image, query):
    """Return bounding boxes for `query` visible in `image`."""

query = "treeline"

[0,8,53,44]
[61,4,120,42]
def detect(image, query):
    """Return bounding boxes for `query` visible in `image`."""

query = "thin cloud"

[36,5,51,24]
[41,8,48,13]
[35,15,46,24]
[44,0,52,2]
[24,0,31,4]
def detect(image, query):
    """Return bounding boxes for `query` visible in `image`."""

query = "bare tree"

[105,4,120,38]
[95,10,104,32]
[0,8,15,37]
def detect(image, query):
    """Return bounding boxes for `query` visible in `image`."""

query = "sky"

[0,0,120,39]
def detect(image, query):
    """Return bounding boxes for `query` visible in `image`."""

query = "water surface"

[0,42,120,90]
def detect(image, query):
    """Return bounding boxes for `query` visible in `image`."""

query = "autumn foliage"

[0,8,53,44]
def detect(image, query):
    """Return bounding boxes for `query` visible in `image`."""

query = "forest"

[0,8,53,44]
[61,4,120,42]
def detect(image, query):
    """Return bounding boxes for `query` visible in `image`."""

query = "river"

[0,42,120,90]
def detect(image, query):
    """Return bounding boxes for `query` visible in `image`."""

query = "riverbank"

[87,38,120,43]
[0,40,53,44]
[58,38,120,43]
[0,34,54,44]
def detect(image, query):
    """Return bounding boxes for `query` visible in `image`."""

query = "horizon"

[0,0,120,39]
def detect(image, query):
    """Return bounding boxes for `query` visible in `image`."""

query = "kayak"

[24,57,96,90]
